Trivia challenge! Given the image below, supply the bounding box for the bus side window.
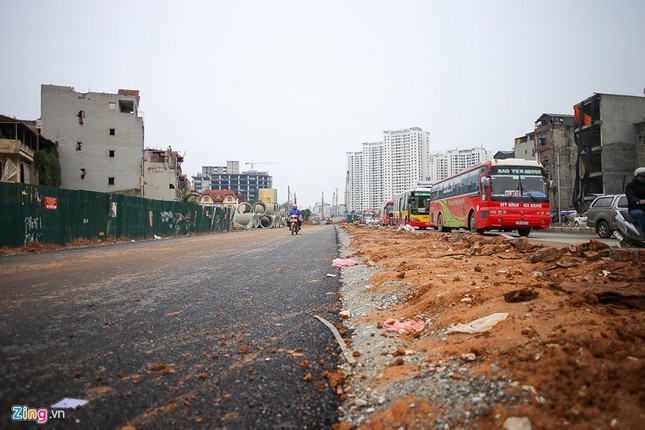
[469,170,478,194]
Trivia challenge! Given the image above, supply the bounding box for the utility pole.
[321,191,324,219]
[335,187,339,217]
[557,152,561,224]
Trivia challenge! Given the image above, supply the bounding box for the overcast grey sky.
[2,1,644,208]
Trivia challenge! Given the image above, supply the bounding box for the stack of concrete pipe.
[233,201,289,230]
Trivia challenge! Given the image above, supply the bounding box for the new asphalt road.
[0,225,342,429]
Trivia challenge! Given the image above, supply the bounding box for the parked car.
[573,213,587,227]
[585,194,628,238]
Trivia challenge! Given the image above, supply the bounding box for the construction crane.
[245,161,278,170]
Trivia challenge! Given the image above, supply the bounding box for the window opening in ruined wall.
[119,100,134,113]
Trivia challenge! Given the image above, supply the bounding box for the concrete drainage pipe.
[253,202,267,215]
[264,203,276,216]
[233,212,255,230]
[258,215,272,228]
[237,202,253,214]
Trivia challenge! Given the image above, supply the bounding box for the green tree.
[34,143,61,187]
[179,189,195,202]
[302,208,311,220]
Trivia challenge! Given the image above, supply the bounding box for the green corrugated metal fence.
[0,182,233,248]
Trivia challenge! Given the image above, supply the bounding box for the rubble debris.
[336,224,645,429]
[530,247,560,263]
[503,416,532,430]
[504,288,539,303]
[314,315,356,365]
[558,281,645,309]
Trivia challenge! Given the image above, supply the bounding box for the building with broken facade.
[143,147,188,201]
[40,85,144,195]
[572,93,645,211]
[0,115,58,185]
[515,113,577,213]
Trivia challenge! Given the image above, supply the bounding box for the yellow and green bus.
[392,187,433,229]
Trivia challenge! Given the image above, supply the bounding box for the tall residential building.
[345,151,363,213]
[384,127,430,196]
[192,161,272,201]
[428,147,491,182]
[345,127,431,212]
[40,85,144,194]
[361,142,387,211]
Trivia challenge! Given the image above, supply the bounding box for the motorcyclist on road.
[625,167,645,240]
[288,205,302,230]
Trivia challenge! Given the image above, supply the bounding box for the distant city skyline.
[346,136,491,212]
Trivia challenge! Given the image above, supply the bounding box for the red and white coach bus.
[428,158,551,237]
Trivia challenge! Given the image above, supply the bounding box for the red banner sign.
[45,196,58,210]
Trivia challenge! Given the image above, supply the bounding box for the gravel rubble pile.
[335,226,529,429]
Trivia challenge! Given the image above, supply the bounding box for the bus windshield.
[490,174,548,201]
[411,193,431,213]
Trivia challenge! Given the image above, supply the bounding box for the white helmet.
[635,167,645,176]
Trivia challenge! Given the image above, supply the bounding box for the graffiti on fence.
[160,211,174,223]
[173,212,192,234]
[24,216,42,245]
[159,211,192,234]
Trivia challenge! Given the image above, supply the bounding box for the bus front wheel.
[517,228,531,237]
[469,211,486,235]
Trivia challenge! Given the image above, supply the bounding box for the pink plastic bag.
[332,258,358,267]
[383,318,425,334]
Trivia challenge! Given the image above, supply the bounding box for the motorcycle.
[289,214,300,235]
[612,209,644,248]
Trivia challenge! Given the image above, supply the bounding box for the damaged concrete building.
[143,147,189,201]
[572,93,645,211]
[40,85,144,195]
[0,115,57,185]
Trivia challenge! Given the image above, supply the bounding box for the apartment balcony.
[0,139,34,162]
